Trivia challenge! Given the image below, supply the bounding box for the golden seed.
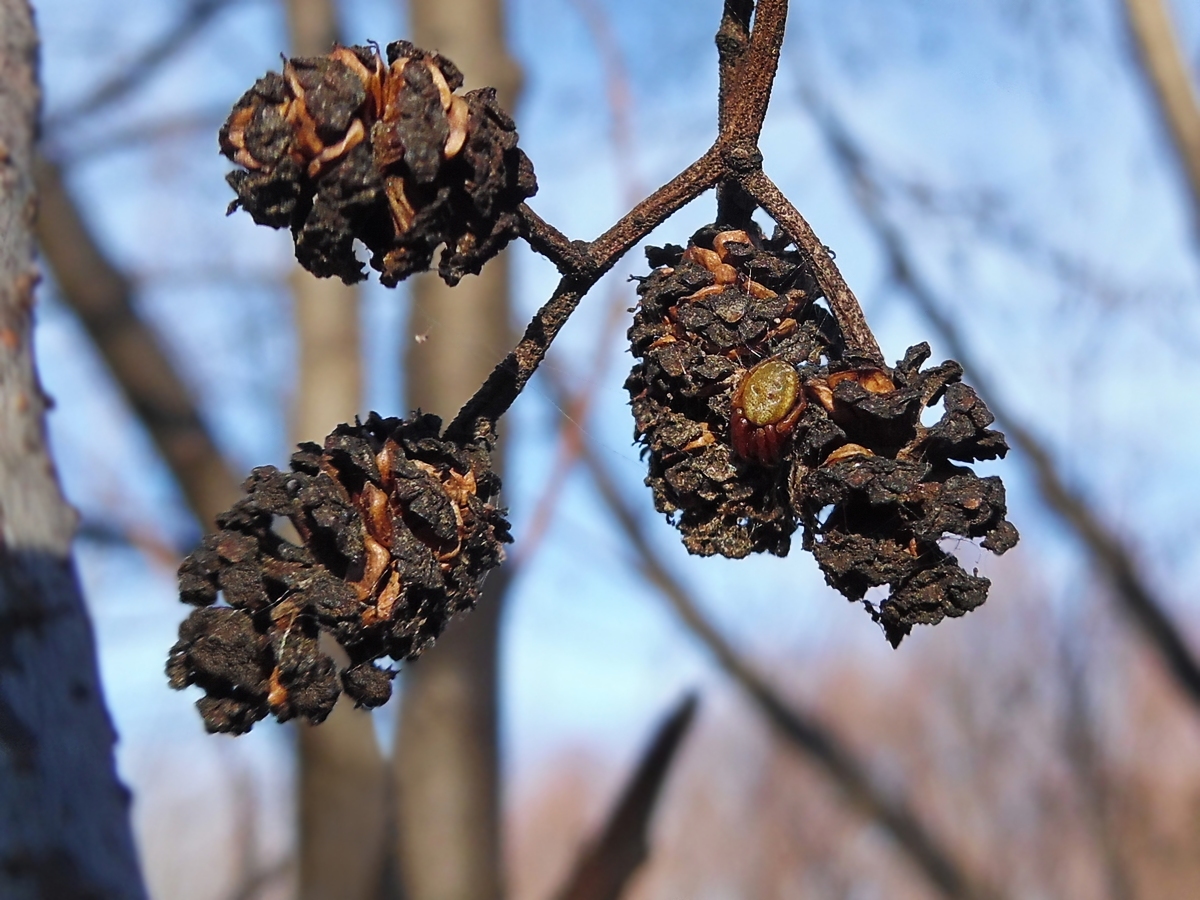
[444,96,470,159]
[713,229,752,260]
[740,359,800,427]
[821,443,874,466]
[682,247,722,271]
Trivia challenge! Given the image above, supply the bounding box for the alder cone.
[166,413,510,733]
[219,41,536,287]
[626,224,835,559]
[627,225,1018,643]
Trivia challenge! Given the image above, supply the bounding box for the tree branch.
[741,168,884,364]
[715,0,757,227]
[1122,0,1200,244]
[43,0,238,135]
[445,150,722,442]
[33,156,241,529]
[724,0,789,141]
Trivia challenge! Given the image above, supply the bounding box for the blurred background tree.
[13,0,1200,898]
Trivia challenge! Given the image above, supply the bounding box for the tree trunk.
[0,2,146,896]
[393,2,520,898]
[283,3,392,899]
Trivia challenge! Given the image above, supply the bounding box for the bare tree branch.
[43,0,239,135]
[33,155,241,529]
[1122,0,1200,242]
[554,695,698,900]
[741,168,884,363]
[806,93,1200,713]
[0,2,146,895]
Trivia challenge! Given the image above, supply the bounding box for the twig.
[741,169,884,364]
[554,695,698,900]
[449,0,893,440]
[445,150,722,441]
[715,0,758,227]
[724,0,789,140]
[809,93,1200,713]
[569,425,1001,900]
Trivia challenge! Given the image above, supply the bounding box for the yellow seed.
[741,359,800,426]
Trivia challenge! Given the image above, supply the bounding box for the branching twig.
[450,0,888,441]
[445,151,723,441]
[808,93,1200,713]
[716,0,759,228]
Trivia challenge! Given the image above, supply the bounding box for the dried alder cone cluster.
[167,414,510,733]
[627,225,1019,644]
[174,12,1025,734]
[220,41,536,286]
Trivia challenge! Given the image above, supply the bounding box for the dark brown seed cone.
[166,412,511,734]
[626,224,836,558]
[793,344,1018,646]
[627,226,1018,643]
[219,41,536,288]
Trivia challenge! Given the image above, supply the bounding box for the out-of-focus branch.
[0,2,146,895]
[554,695,698,900]
[281,2,389,899]
[1057,623,1135,900]
[808,95,1200,714]
[1122,0,1200,239]
[554,381,1000,900]
[33,155,241,528]
[43,0,239,135]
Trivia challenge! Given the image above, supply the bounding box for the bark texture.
[394,1,520,897]
[282,2,391,899]
[0,2,146,897]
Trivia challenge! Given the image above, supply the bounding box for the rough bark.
[0,2,146,897]
[393,1,520,897]
[282,2,391,899]
[1123,0,1200,240]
